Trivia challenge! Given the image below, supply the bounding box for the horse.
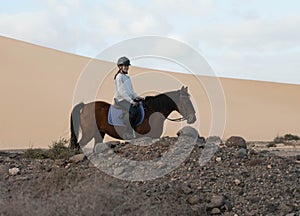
[70,86,196,150]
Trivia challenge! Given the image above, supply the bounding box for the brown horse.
[70,86,196,149]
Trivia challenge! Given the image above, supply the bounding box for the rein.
[166,116,186,122]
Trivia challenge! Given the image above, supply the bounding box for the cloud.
[190,13,300,53]
[150,0,216,15]
[168,12,300,84]
[1,0,300,83]
[0,0,172,56]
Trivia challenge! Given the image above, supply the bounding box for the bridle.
[166,116,186,122]
[166,93,189,122]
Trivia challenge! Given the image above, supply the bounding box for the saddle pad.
[108,103,145,127]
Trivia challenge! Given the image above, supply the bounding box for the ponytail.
[114,70,121,80]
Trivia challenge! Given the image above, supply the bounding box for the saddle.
[108,101,145,128]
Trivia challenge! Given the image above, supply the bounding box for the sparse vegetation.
[267,142,276,148]
[283,133,300,141]
[22,148,48,159]
[22,138,80,160]
[273,133,300,144]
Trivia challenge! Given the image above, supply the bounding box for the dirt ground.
[0,134,299,216]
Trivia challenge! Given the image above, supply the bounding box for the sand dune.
[1,36,300,149]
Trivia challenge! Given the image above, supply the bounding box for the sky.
[1,0,300,84]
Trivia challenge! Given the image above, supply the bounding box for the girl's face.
[119,65,130,74]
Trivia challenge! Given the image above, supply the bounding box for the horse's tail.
[70,102,84,149]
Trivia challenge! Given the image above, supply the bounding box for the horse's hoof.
[122,132,135,140]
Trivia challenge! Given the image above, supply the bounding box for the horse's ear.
[181,86,188,93]
[181,86,187,91]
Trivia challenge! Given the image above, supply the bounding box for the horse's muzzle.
[187,114,196,124]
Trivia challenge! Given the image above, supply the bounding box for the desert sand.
[1,36,300,150]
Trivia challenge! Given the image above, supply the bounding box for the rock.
[114,167,124,175]
[129,161,137,167]
[285,213,296,216]
[177,126,199,138]
[248,159,264,166]
[181,185,192,194]
[207,195,225,209]
[105,141,121,148]
[223,200,233,211]
[69,154,85,163]
[235,148,247,158]
[8,167,20,176]
[187,195,201,205]
[190,204,207,215]
[94,143,110,153]
[198,137,221,166]
[0,164,8,176]
[225,136,247,149]
[215,157,222,162]
[54,159,66,167]
[131,137,153,146]
[206,136,222,145]
[211,208,221,214]
[197,136,206,144]
[234,179,241,186]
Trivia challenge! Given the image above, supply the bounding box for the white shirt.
[114,73,138,103]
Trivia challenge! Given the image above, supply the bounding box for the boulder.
[177,126,199,138]
[225,136,247,149]
[69,154,85,163]
[235,148,248,158]
[206,136,222,145]
[207,195,225,209]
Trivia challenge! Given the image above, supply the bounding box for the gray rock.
[94,143,110,153]
[54,159,66,167]
[129,161,137,167]
[206,136,222,145]
[177,126,199,138]
[235,148,247,158]
[285,213,297,216]
[190,204,207,215]
[223,200,233,211]
[181,185,192,194]
[114,167,125,176]
[225,136,247,148]
[69,154,85,163]
[187,195,201,205]
[211,208,221,214]
[207,195,225,209]
[131,137,153,146]
[0,164,8,176]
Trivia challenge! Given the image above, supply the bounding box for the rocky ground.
[0,128,299,216]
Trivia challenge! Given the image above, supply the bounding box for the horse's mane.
[144,90,180,113]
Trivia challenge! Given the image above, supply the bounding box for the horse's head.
[178,86,196,124]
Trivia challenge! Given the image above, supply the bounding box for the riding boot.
[122,112,135,140]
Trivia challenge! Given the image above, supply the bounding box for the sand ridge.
[1,36,300,149]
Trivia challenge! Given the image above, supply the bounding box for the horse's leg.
[78,109,97,150]
[93,131,105,153]
[94,131,105,144]
[78,132,94,150]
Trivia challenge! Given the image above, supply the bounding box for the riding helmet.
[117,56,131,66]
